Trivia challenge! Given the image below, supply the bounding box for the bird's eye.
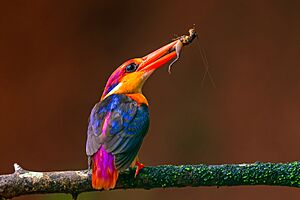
[125,63,138,73]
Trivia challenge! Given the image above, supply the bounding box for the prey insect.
[168,28,197,73]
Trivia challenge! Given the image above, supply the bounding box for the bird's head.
[101,40,179,100]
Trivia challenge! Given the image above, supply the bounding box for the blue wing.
[86,94,149,170]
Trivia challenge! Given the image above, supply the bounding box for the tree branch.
[0,162,299,199]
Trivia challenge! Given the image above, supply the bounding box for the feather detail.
[92,146,118,190]
[126,93,149,106]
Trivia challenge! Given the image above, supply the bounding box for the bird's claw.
[134,161,144,177]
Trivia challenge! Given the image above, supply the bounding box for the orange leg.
[134,161,144,177]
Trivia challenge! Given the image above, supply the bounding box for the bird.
[85,38,187,190]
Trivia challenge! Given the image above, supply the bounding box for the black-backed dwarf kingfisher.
[86,30,196,190]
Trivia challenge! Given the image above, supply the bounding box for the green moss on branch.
[0,162,299,199]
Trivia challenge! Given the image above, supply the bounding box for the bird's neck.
[125,93,148,106]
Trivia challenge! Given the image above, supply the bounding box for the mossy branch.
[0,162,300,199]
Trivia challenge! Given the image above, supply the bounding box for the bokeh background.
[1,0,300,199]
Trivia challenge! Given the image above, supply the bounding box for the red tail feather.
[92,147,118,190]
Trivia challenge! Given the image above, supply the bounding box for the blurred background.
[1,0,300,199]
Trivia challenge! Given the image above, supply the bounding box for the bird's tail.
[92,146,118,190]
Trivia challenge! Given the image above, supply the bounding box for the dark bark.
[0,162,300,199]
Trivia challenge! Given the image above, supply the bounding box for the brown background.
[1,0,300,199]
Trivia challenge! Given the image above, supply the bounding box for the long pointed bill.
[137,40,178,72]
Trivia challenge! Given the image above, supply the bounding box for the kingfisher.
[86,30,195,190]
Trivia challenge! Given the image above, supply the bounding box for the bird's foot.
[134,161,144,177]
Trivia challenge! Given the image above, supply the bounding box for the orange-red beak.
[137,40,178,72]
